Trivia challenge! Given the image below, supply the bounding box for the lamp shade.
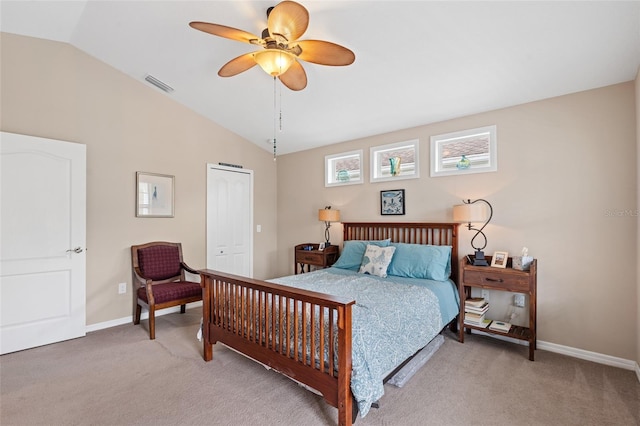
[453,203,486,223]
[253,50,295,77]
[318,209,340,222]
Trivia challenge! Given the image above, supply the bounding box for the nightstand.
[459,255,538,360]
[294,244,339,274]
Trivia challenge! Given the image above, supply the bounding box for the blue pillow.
[332,239,391,271]
[387,243,452,281]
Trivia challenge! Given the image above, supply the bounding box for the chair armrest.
[133,266,152,286]
[180,262,200,275]
[133,266,155,304]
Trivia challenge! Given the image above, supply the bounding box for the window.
[430,125,497,177]
[325,150,363,187]
[370,139,419,183]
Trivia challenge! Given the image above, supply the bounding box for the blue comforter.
[269,267,459,417]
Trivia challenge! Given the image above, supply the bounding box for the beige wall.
[0,33,278,326]
[636,68,640,370]
[277,82,638,361]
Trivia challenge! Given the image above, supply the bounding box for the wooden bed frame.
[199,222,459,426]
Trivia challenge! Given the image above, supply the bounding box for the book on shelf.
[464,302,489,314]
[488,321,512,332]
[464,297,486,308]
[463,312,486,327]
[464,311,485,322]
[464,318,492,328]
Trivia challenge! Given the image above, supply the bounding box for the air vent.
[144,74,174,93]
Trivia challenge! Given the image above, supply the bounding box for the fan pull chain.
[273,77,277,161]
[279,78,283,132]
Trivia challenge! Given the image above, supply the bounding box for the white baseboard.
[471,330,639,380]
[537,340,637,371]
[85,301,202,333]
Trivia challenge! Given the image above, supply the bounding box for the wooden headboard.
[342,222,460,285]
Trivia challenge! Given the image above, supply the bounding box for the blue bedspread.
[269,267,459,417]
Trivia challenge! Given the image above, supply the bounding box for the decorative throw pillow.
[358,244,396,278]
[332,239,391,271]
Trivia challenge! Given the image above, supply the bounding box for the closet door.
[206,164,253,277]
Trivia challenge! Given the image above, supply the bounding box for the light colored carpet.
[1,309,638,425]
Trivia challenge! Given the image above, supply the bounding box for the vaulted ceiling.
[2,1,639,155]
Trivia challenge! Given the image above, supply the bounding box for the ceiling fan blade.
[218,53,258,77]
[267,1,309,42]
[189,22,259,44]
[278,60,307,91]
[295,40,355,66]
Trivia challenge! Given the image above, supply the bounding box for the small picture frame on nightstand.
[491,251,508,268]
[318,242,326,251]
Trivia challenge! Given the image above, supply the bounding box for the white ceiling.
[2,1,639,155]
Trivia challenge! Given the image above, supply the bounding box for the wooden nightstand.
[459,255,538,360]
[294,244,339,274]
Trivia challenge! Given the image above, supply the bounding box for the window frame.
[370,139,420,183]
[324,149,364,187]
[430,125,497,177]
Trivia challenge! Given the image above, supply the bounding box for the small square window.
[430,125,497,177]
[370,140,419,183]
[325,150,363,187]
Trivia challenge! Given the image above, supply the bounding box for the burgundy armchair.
[131,242,202,339]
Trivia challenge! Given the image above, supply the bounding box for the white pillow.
[358,244,396,278]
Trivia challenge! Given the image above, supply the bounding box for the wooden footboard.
[199,269,356,426]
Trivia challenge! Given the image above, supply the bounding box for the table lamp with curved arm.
[453,198,493,266]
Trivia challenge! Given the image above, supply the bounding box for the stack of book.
[464,297,490,328]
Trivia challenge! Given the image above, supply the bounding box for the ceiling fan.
[189,1,355,91]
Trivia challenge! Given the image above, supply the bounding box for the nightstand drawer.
[296,252,323,264]
[463,269,530,292]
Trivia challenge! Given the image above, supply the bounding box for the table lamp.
[318,206,340,246]
[453,199,493,266]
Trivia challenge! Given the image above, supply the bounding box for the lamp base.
[472,250,489,266]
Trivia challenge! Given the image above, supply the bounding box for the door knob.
[66,247,84,253]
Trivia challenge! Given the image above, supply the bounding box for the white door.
[0,132,86,355]
[206,164,253,277]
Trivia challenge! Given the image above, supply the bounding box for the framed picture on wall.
[380,189,405,215]
[136,172,174,217]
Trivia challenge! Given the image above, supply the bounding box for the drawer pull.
[485,277,504,283]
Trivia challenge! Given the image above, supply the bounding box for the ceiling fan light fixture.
[189,1,354,90]
[253,49,295,76]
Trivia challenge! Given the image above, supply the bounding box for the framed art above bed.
[380,189,405,215]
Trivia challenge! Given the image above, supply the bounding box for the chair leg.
[149,306,156,340]
[134,303,141,325]
[180,304,186,314]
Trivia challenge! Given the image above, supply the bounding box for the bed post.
[337,304,353,426]
[201,273,212,362]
